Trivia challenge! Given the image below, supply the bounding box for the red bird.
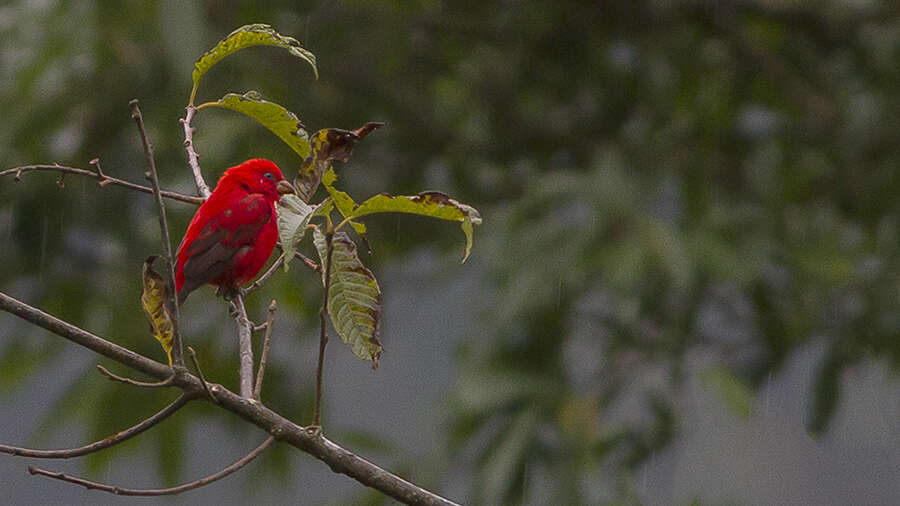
[176,159,294,303]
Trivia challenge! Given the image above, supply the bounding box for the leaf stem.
[313,230,335,427]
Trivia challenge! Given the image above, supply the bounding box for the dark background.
[1,1,899,504]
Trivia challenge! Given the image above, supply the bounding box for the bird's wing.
[179,193,272,301]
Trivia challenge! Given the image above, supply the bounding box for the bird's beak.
[276,180,295,195]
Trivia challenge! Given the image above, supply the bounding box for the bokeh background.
[2,1,900,504]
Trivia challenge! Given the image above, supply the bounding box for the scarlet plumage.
[175,159,293,303]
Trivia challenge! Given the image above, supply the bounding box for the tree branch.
[253,300,277,401]
[129,99,185,368]
[231,295,255,398]
[0,291,459,505]
[28,436,274,496]
[180,105,211,199]
[0,165,203,205]
[0,394,189,459]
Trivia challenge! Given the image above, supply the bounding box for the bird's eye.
[263,172,274,180]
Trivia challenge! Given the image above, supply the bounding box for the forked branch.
[0,291,459,505]
[29,436,274,496]
[0,394,189,459]
[0,165,202,205]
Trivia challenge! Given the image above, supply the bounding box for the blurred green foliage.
[2,1,899,504]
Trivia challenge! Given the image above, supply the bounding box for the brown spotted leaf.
[140,256,174,365]
[206,91,310,159]
[350,192,483,262]
[192,23,317,90]
[294,122,384,202]
[313,229,382,368]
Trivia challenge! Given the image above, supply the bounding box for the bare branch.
[297,251,321,272]
[0,291,171,380]
[97,364,174,388]
[253,300,277,401]
[0,395,189,459]
[180,105,211,199]
[187,346,218,404]
[242,250,320,297]
[231,295,255,398]
[242,253,286,296]
[0,165,203,205]
[0,291,460,505]
[313,231,335,428]
[130,99,185,367]
[28,436,274,496]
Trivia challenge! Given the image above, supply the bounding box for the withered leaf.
[294,122,384,202]
[141,256,175,365]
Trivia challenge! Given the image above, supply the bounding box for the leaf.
[351,192,483,262]
[294,122,384,202]
[701,367,754,420]
[313,229,382,368]
[206,91,310,159]
[322,167,358,218]
[276,194,316,271]
[192,23,317,90]
[140,256,174,365]
[321,166,368,236]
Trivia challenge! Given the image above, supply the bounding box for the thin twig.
[130,99,184,368]
[28,436,275,496]
[187,346,218,404]
[242,253,286,296]
[0,165,203,205]
[313,231,335,428]
[0,395,189,459]
[253,300,277,401]
[97,365,174,388]
[0,292,459,505]
[180,105,211,199]
[297,251,320,272]
[231,295,255,398]
[242,250,320,297]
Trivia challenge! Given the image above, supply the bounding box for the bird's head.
[220,158,295,201]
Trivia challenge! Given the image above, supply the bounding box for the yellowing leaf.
[351,192,482,262]
[206,91,310,159]
[294,122,384,202]
[313,229,382,368]
[140,256,174,365]
[193,23,317,89]
[276,194,316,271]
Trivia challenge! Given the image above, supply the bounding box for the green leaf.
[295,122,384,202]
[322,167,358,218]
[140,256,174,365]
[701,367,754,420]
[276,194,316,272]
[206,91,310,160]
[322,166,368,236]
[350,192,483,262]
[313,229,383,368]
[192,23,317,90]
